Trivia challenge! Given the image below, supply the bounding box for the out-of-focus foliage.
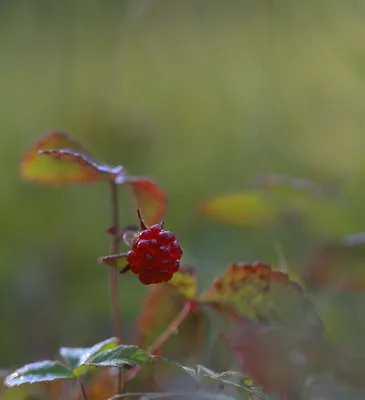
[3,2,365,400]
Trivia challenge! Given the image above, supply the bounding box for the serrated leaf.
[4,361,74,387]
[59,348,88,370]
[60,337,118,370]
[200,262,323,333]
[99,253,129,271]
[198,191,276,227]
[137,273,209,360]
[74,345,151,376]
[20,131,124,184]
[304,234,365,291]
[168,266,198,300]
[122,176,167,225]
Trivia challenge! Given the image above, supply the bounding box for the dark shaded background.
[2,0,365,384]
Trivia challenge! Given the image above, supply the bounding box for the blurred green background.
[2,0,365,370]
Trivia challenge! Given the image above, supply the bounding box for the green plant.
[3,132,365,400]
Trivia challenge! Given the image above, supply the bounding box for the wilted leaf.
[20,130,124,184]
[137,275,209,360]
[304,234,365,291]
[123,176,167,225]
[99,253,130,272]
[198,191,276,227]
[200,262,323,333]
[60,337,118,370]
[4,361,74,387]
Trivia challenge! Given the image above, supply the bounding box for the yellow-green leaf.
[198,191,276,227]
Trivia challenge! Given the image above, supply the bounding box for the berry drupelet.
[124,210,183,285]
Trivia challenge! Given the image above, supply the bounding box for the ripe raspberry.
[125,210,182,285]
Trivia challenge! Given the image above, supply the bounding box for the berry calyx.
[125,210,183,285]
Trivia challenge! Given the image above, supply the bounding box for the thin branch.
[78,380,89,400]
[148,301,192,355]
[126,301,193,381]
[109,181,123,341]
[109,181,123,394]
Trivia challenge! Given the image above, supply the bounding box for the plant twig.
[148,301,192,355]
[109,181,123,341]
[109,181,123,394]
[78,380,89,400]
[126,301,193,381]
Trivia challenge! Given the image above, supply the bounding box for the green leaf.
[59,347,88,369]
[60,337,118,370]
[20,130,124,184]
[74,345,151,376]
[4,361,74,387]
[200,262,323,333]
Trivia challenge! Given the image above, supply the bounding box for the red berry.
[126,210,183,285]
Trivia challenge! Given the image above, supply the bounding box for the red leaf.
[123,176,167,226]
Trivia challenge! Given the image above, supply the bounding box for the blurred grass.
[2,0,365,368]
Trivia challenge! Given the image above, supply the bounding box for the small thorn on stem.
[107,226,118,236]
[119,264,131,274]
[137,209,147,230]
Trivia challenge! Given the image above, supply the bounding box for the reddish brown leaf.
[229,318,324,400]
[123,176,167,225]
[200,262,323,333]
[20,130,124,184]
